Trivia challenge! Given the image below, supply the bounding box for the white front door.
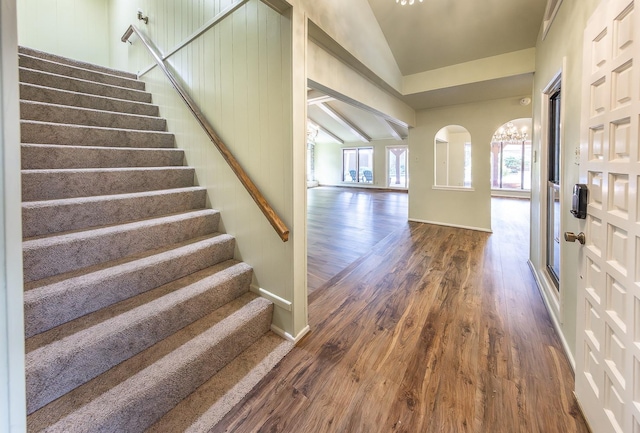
[576,1,640,432]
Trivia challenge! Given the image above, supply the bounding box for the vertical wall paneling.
[121,0,299,337]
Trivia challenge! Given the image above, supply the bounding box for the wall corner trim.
[271,324,310,343]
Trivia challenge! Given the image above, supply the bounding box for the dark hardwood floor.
[307,187,408,292]
[216,194,589,433]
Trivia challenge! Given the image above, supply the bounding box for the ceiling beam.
[381,119,404,141]
[307,89,335,105]
[308,118,344,144]
[317,103,370,143]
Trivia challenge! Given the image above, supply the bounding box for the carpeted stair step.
[19,68,152,103]
[21,120,174,148]
[27,294,273,432]
[20,101,166,131]
[20,83,159,116]
[24,234,236,337]
[25,260,254,413]
[21,143,184,170]
[22,187,205,237]
[22,166,194,201]
[147,332,294,433]
[19,54,145,91]
[23,209,220,282]
[19,46,137,80]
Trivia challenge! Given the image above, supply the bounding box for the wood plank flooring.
[216,195,590,433]
[307,187,408,292]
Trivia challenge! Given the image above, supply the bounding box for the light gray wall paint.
[529,0,601,361]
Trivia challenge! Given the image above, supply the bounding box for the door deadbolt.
[564,232,586,245]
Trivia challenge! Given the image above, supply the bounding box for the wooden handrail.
[122,24,289,242]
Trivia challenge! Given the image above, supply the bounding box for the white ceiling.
[367,0,547,75]
[309,0,547,144]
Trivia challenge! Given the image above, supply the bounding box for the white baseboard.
[271,324,310,343]
[408,218,492,233]
[251,285,292,312]
[527,260,575,371]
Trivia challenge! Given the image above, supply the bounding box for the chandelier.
[396,0,423,5]
[307,122,319,142]
[493,122,528,143]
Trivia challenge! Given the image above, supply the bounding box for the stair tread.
[22,165,190,174]
[26,259,249,352]
[20,100,166,131]
[21,119,175,149]
[24,233,232,292]
[23,208,218,243]
[21,143,185,170]
[19,54,145,90]
[25,261,254,413]
[22,186,205,210]
[22,185,205,237]
[19,46,137,79]
[23,234,236,338]
[20,67,151,102]
[20,83,159,116]
[21,119,173,137]
[22,208,220,282]
[147,331,293,433]
[151,335,292,432]
[27,294,272,431]
[22,166,195,203]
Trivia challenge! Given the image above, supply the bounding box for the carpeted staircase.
[20,46,292,432]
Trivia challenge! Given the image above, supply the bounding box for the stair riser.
[22,168,194,201]
[20,68,152,103]
[43,299,273,432]
[19,46,137,80]
[21,144,184,171]
[23,187,204,238]
[24,236,236,337]
[25,265,253,413]
[21,121,174,148]
[20,84,159,117]
[21,101,166,131]
[19,55,145,91]
[23,211,219,282]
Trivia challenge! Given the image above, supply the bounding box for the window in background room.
[387,146,408,189]
[434,125,472,189]
[491,119,532,190]
[342,147,373,184]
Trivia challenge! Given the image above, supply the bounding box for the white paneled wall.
[17,0,111,66]
[118,0,299,336]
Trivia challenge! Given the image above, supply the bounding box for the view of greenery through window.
[490,119,532,191]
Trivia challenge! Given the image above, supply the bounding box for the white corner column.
[0,0,26,430]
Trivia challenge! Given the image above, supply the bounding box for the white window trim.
[385,145,408,190]
[341,146,374,185]
[539,65,566,321]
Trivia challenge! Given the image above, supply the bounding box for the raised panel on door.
[577,1,640,433]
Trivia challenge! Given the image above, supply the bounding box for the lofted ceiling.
[308,0,548,144]
[367,0,547,75]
